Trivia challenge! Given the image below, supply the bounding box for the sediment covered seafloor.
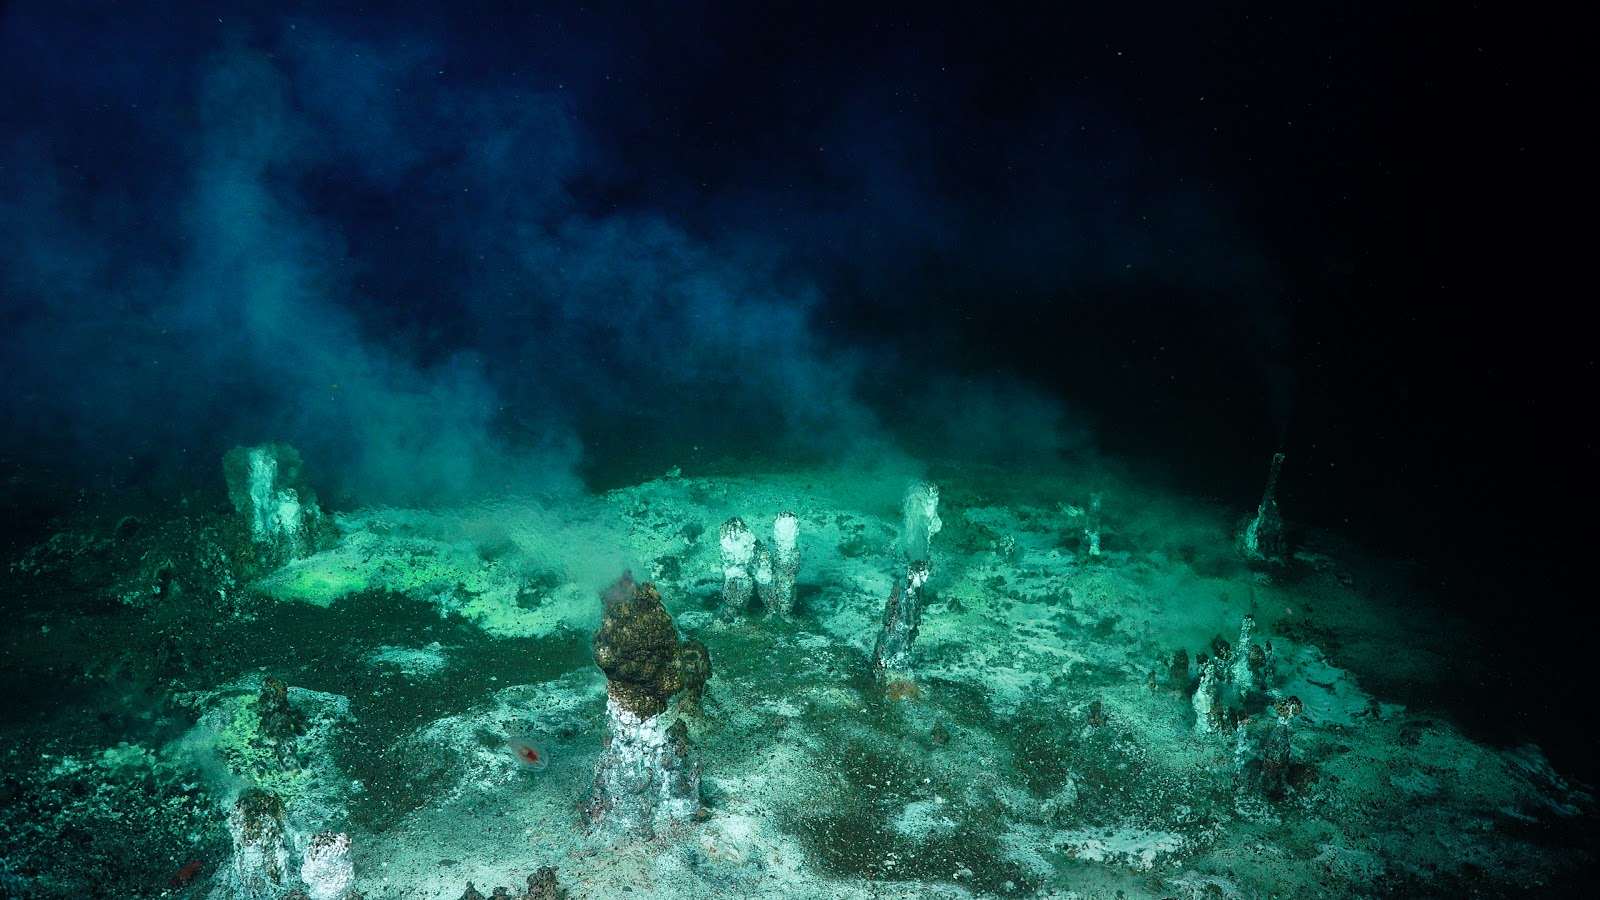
[1,460,1592,899]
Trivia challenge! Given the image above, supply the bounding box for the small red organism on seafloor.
[505,730,549,771]
[168,859,203,888]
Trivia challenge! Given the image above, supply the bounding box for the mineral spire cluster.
[222,442,327,565]
[717,512,802,619]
